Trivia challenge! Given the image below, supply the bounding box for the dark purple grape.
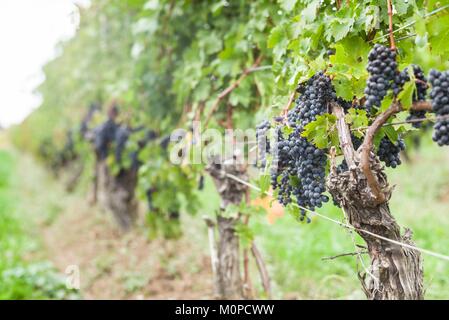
[429,69,449,146]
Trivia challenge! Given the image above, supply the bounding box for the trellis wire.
[373,4,449,42]
[224,173,449,262]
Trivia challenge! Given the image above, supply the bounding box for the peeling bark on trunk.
[216,216,243,299]
[206,155,247,300]
[97,161,139,231]
[327,155,423,300]
[329,103,424,300]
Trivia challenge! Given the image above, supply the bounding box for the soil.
[41,200,214,300]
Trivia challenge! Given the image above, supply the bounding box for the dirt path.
[5,141,214,300]
[40,195,214,299]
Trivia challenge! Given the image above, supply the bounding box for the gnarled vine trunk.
[206,155,247,299]
[328,103,424,300]
[216,215,242,299]
[97,161,139,231]
[327,154,423,300]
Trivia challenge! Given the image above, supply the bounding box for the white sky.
[0,0,84,128]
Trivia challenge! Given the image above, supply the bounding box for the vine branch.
[359,100,433,203]
[322,251,369,261]
[242,190,254,299]
[387,0,396,50]
[204,55,263,128]
[332,99,432,204]
[282,91,296,116]
[411,101,432,111]
[330,102,357,169]
[251,243,272,299]
[360,103,401,203]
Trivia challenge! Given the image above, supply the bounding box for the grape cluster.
[407,66,429,128]
[377,137,405,168]
[269,72,334,220]
[364,45,398,111]
[392,69,410,96]
[256,120,271,168]
[93,119,118,160]
[429,70,449,146]
[115,125,131,164]
[54,130,78,168]
[270,127,291,190]
[288,72,336,126]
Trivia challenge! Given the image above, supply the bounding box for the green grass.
[0,150,78,299]
[249,135,449,299]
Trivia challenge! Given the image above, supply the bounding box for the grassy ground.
[0,132,448,299]
[0,149,78,299]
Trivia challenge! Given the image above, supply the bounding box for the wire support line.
[224,173,449,262]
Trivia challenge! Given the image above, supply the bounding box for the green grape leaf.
[395,0,414,16]
[332,75,353,100]
[329,36,371,99]
[234,223,254,249]
[398,80,415,109]
[427,14,449,56]
[301,114,337,149]
[325,17,354,42]
[268,24,289,60]
[279,0,298,11]
[383,125,399,143]
[380,95,393,112]
[259,174,271,195]
[345,108,368,138]
[363,5,379,34]
[301,0,320,23]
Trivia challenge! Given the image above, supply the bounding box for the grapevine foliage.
[13,1,449,231]
[261,42,449,219]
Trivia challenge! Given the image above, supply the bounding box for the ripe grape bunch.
[115,125,131,164]
[407,66,429,128]
[361,44,408,168]
[429,70,449,146]
[364,44,398,111]
[377,137,405,168]
[268,72,334,221]
[93,118,118,160]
